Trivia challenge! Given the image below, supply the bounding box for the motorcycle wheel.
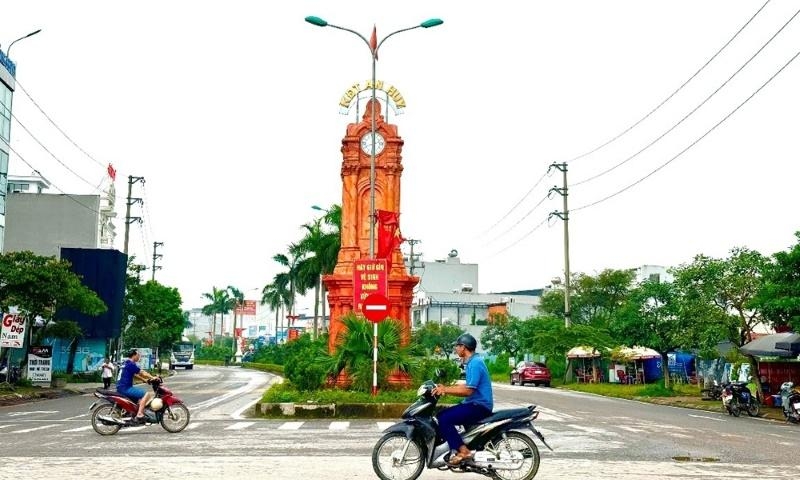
[491,431,541,480]
[91,404,122,436]
[746,401,760,417]
[372,432,425,480]
[730,400,741,417]
[160,403,190,433]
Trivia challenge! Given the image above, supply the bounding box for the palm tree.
[261,281,285,340]
[272,242,306,318]
[201,286,229,344]
[227,285,245,356]
[298,204,342,338]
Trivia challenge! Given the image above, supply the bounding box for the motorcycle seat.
[95,387,118,395]
[475,407,532,424]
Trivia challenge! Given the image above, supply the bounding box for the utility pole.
[131,264,148,283]
[123,176,145,256]
[548,162,572,328]
[405,238,423,275]
[151,242,164,281]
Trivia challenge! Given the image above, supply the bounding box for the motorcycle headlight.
[149,398,164,411]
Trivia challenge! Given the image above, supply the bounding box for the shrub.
[412,357,460,386]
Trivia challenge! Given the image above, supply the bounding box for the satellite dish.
[448,249,458,258]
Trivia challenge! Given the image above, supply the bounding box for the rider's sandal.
[448,452,473,465]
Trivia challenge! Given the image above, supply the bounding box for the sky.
[2,1,799,314]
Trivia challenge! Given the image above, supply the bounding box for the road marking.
[7,411,58,417]
[225,422,254,430]
[62,414,87,421]
[277,422,304,430]
[61,426,94,433]
[688,414,726,422]
[329,421,349,431]
[10,425,56,434]
[0,424,19,429]
[377,422,394,431]
[618,426,647,433]
[185,422,203,430]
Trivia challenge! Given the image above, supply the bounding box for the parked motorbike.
[780,381,800,423]
[721,381,760,417]
[701,379,724,401]
[89,377,190,435]
[372,380,551,480]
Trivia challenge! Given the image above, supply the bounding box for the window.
[648,273,661,283]
[0,84,11,143]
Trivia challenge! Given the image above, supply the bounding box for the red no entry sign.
[362,293,390,323]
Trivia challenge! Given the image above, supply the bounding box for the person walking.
[100,358,115,389]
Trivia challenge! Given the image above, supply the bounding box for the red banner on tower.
[353,259,388,315]
[376,210,404,267]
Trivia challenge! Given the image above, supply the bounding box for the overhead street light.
[5,28,42,59]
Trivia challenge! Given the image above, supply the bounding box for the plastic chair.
[616,370,628,384]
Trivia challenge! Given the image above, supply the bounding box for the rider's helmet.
[149,398,164,411]
[455,333,478,352]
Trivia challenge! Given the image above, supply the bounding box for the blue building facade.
[0,49,16,252]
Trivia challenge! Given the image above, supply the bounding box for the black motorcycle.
[721,381,760,417]
[701,379,724,401]
[372,380,551,480]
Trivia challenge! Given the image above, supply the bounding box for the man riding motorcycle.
[116,349,160,424]
[432,333,493,465]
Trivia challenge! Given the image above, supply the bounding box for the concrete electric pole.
[548,162,572,328]
[123,176,144,256]
[151,242,164,281]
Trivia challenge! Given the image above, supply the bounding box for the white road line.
[7,411,58,417]
[185,422,203,430]
[687,414,726,422]
[61,426,94,433]
[329,421,349,431]
[0,424,19,429]
[618,426,647,433]
[10,425,56,434]
[62,414,88,421]
[277,422,304,430]
[225,422,255,430]
[377,422,394,431]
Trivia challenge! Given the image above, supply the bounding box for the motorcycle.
[701,379,724,401]
[372,380,551,480]
[779,381,800,423]
[89,377,190,435]
[721,381,760,417]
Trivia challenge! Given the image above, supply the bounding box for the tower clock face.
[360,132,385,155]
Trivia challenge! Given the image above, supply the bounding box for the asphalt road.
[0,366,798,479]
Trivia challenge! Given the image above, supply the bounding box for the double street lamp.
[304,16,443,258]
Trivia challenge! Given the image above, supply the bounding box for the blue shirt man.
[432,333,493,465]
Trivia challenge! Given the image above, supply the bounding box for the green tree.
[123,281,186,353]
[539,269,636,326]
[480,315,522,358]
[411,322,463,358]
[272,243,307,322]
[227,285,245,356]
[261,281,289,341]
[753,231,800,332]
[201,286,230,343]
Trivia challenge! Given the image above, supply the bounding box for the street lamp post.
[305,16,443,395]
[4,29,42,59]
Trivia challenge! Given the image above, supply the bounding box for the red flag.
[370,25,378,60]
[376,210,404,266]
[107,163,116,181]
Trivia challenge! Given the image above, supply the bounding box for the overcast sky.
[2,1,799,312]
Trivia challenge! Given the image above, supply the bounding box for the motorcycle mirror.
[434,368,446,380]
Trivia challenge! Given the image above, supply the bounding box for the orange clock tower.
[323,99,419,353]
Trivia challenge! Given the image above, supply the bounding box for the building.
[4,174,117,256]
[0,48,16,251]
[408,249,542,329]
[633,264,673,284]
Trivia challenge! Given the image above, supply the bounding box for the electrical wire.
[12,79,106,168]
[487,216,549,259]
[573,46,800,213]
[482,192,551,247]
[572,4,800,187]
[477,169,550,237]
[1,138,101,215]
[565,0,772,164]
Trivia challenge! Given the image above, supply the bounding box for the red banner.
[353,259,388,315]
[235,300,257,316]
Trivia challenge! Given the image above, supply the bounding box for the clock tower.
[323,99,419,353]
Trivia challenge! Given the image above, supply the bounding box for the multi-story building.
[0,48,16,251]
[408,249,542,331]
[4,174,117,256]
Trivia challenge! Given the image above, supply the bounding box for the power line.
[13,79,106,168]
[572,4,800,187]
[573,46,800,213]
[1,138,101,215]
[565,0,772,164]
[477,169,550,237]
[482,191,550,247]
[488,216,549,259]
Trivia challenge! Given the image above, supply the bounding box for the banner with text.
[235,300,257,316]
[352,259,388,315]
[27,346,53,386]
[1,313,26,348]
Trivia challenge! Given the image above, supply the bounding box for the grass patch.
[561,381,701,400]
[262,381,458,405]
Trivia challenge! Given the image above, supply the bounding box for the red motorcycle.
[90,377,190,435]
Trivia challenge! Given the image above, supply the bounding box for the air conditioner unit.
[461,283,473,293]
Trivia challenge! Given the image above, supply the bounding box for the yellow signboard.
[339,81,406,114]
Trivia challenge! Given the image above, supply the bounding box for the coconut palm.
[201,286,230,344]
[227,285,245,355]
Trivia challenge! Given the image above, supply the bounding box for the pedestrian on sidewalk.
[100,358,115,389]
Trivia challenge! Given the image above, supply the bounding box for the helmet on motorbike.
[455,333,477,352]
[149,398,164,411]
